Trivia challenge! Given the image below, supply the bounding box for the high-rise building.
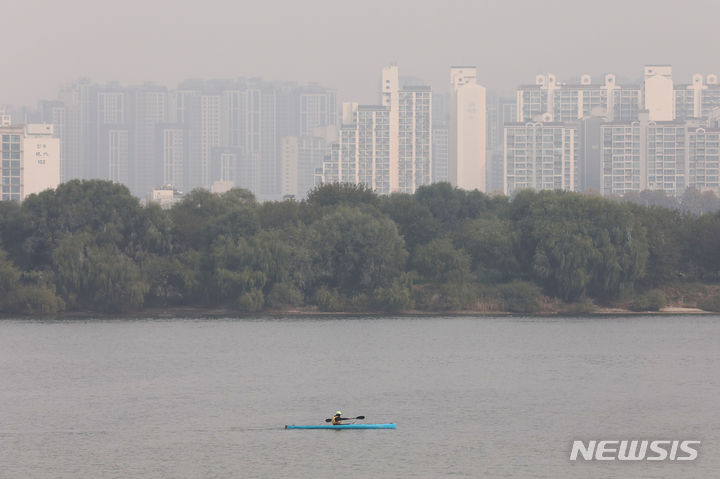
[99,126,131,185]
[131,85,168,196]
[398,86,432,193]
[298,87,337,137]
[600,121,642,196]
[0,108,11,126]
[450,66,486,191]
[1,124,60,201]
[55,80,93,181]
[643,65,674,122]
[487,151,505,194]
[381,66,400,192]
[156,124,187,191]
[600,113,720,197]
[1,125,24,201]
[210,147,243,187]
[280,136,299,198]
[95,86,130,184]
[688,126,720,192]
[516,73,636,122]
[28,76,336,200]
[432,126,449,183]
[322,103,391,193]
[322,66,432,194]
[675,74,720,120]
[303,135,330,198]
[646,121,687,195]
[504,121,577,195]
[198,92,222,190]
[508,66,720,198]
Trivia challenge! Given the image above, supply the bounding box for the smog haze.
[2,0,719,106]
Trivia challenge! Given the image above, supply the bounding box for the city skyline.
[4,62,720,203]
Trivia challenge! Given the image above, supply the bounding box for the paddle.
[325,416,365,422]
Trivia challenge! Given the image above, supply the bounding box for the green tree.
[52,233,148,312]
[170,188,257,250]
[412,238,471,284]
[511,191,648,301]
[381,193,440,252]
[306,183,379,209]
[686,212,720,281]
[454,217,519,282]
[414,182,464,227]
[142,251,200,306]
[309,206,408,295]
[681,188,720,216]
[0,248,64,314]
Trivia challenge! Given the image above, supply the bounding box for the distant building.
[156,124,187,192]
[96,87,130,184]
[280,137,299,198]
[210,180,234,194]
[281,135,329,199]
[298,87,337,137]
[643,65,674,122]
[508,66,720,197]
[450,66,486,191]
[322,66,432,194]
[398,86,432,193]
[516,72,637,122]
[432,126,449,183]
[148,185,183,209]
[600,121,643,195]
[131,85,168,197]
[600,114,720,196]
[0,108,11,126]
[674,73,720,119]
[486,150,505,194]
[1,124,60,201]
[322,103,392,193]
[504,121,577,195]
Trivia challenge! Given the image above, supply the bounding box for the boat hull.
[285,423,396,430]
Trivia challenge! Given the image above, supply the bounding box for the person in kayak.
[332,411,344,425]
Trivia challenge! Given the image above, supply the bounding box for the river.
[1,315,718,478]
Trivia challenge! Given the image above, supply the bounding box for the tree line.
[1,180,719,315]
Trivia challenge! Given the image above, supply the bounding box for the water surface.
[1,315,718,478]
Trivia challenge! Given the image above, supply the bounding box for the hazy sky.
[3,0,720,107]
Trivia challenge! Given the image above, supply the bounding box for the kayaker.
[332,411,343,425]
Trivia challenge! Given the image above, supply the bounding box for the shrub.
[629,289,667,311]
[5,285,65,314]
[699,294,720,312]
[560,298,596,315]
[497,280,542,313]
[266,282,303,309]
[235,288,265,312]
[313,287,346,312]
[372,274,414,312]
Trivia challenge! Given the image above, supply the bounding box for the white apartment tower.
[321,102,392,193]
[450,66,487,191]
[643,65,674,121]
[322,66,432,194]
[381,65,400,191]
[398,86,432,193]
[1,124,60,201]
[504,122,577,195]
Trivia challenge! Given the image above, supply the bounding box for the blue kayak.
[285,423,396,430]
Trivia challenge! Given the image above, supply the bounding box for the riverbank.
[3,282,718,319]
[5,303,715,320]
